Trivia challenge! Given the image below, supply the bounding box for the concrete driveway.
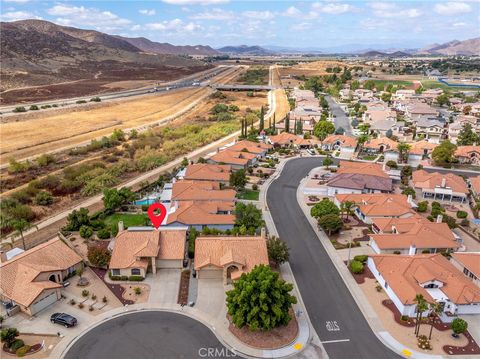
[195,279,226,317]
[145,269,181,305]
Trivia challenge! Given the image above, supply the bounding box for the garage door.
[30,291,58,315]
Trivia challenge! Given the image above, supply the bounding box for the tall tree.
[432,140,457,166]
[11,219,37,250]
[226,265,297,331]
[284,114,290,133]
[296,119,303,134]
[428,302,443,340]
[313,121,335,140]
[457,123,479,146]
[267,236,290,266]
[259,106,265,131]
[414,294,429,337]
[318,214,343,235]
[397,143,411,163]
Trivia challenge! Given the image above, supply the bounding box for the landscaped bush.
[252,184,258,191]
[456,211,468,219]
[350,260,364,274]
[10,339,25,352]
[400,315,409,322]
[79,225,94,239]
[88,247,111,267]
[460,219,470,227]
[134,287,142,295]
[393,250,401,255]
[102,296,108,303]
[96,228,111,239]
[108,274,129,281]
[417,335,432,350]
[353,255,368,264]
[417,201,428,213]
[452,318,468,335]
[35,191,54,206]
[82,289,89,297]
[15,345,31,357]
[129,276,144,281]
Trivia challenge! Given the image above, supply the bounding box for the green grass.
[371,80,413,88]
[361,155,377,161]
[104,213,149,229]
[237,190,260,201]
[420,80,480,91]
[238,67,269,85]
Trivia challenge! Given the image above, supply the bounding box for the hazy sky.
[1,0,479,49]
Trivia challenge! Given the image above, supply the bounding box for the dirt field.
[279,60,356,87]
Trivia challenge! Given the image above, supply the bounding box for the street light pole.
[347,240,352,266]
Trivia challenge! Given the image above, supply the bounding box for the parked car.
[50,313,77,328]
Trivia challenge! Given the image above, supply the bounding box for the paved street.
[267,157,402,359]
[325,95,352,135]
[64,311,231,359]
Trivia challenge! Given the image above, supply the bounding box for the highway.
[267,157,403,359]
[0,66,234,114]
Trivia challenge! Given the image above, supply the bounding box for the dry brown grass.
[0,87,208,163]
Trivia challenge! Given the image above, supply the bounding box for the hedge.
[350,260,364,274]
[456,211,468,219]
[10,340,25,352]
[16,345,31,357]
[353,255,368,264]
[128,276,144,281]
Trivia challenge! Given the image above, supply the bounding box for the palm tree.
[11,219,37,250]
[343,201,354,220]
[428,302,444,340]
[414,294,429,337]
[397,143,411,164]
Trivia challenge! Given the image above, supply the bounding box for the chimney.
[407,194,413,205]
[118,221,124,232]
[0,251,7,263]
[408,244,416,256]
[436,214,443,223]
[441,177,446,188]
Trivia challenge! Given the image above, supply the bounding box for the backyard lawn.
[237,190,260,201]
[104,213,149,230]
[421,80,480,91]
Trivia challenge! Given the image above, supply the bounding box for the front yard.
[237,189,260,201]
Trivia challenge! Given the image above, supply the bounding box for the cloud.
[190,8,234,20]
[284,6,302,17]
[453,22,467,27]
[312,2,355,14]
[47,4,132,31]
[283,6,319,20]
[139,9,156,16]
[146,18,201,33]
[369,2,421,18]
[0,10,40,21]
[291,22,312,31]
[2,0,31,3]
[242,11,274,20]
[434,2,471,15]
[161,0,229,5]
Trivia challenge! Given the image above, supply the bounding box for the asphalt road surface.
[325,95,352,135]
[64,311,232,359]
[267,157,402,359]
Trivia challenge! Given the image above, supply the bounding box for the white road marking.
[320,339,351,344]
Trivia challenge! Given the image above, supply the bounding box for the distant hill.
[417,38,480,55]
[217,45,274,56]
[114,36,219,56]
[0,19,207,90]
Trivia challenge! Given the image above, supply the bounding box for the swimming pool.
[134,198,158,206]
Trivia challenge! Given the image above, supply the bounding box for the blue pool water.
[134,199,157,206]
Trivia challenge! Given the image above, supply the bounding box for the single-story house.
[268,132,315,148]
[208,149,257,170]
[469,176,480,199]
[455,146,480,166]
[326,173,393,196]
[172,180,236,203]
[109,227,187,278]
[362,137,399,162]
[407,140,438,164]
[178,164,231,184]
[0,238,83,316]
[227,140,272,158]
[368,254,480,321]
[450,253,480,287]
[412,170,469,203]
[405,102,439,122]
[334,193,415,224]
[166,201,235,231]
[321,135,358,159]
[194,235,269,284]
[369,216,459,254]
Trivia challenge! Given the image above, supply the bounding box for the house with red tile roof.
[450,253,480,287]
[0,238,83,315]
[109,228,187,279]
[166,201,235,231]
[412,170,469,203]
[369,216,459,254]
[455,145,480,166]
[407,140,438,164]
[334,193,415,224]
[321,135,358,159]
[227,140,272,157]
[171,180,236,202]
[180,164,231,184]
[208,149,257,170]
[194,235,269,284]
[368,254,480,320]
[268,132,316,148]
[469,176,480,199]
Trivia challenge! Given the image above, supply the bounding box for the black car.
[50,313,77,327]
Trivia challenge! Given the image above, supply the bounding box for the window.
[384,281,388,289]
[131,268,141,276]
[111,269,120,276]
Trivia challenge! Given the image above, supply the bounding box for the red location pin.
[147,203,167,230]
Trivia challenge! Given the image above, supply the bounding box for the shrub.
[353,255,368,264]
[102,296,108,303]
[82,289,89,297]
[69,299,76,305]
[141,204,149,212]
[79,225,94,239]
[350,260,364,274]
[15,345,31,357]
[401,187,416,199]
[35,191,54,206]
[460,219,470,227]
[1,327,19,347]
[91,294,97,300]
[375,284,383,292]
[29,105,39,111]
[96,228,111,239]
[417,335,432,350]
[386,160,397,169]
[13,106,27,113]
[78,303,84,309]
[452,318,468,335]
[129,275,144,281]
[393,250,401,255]
[89,306,94,312]
[417,201,428,213]
[443,214,457,229]
[252,184,258,191]
[134,287,142,295]
[400,315,409,322]
[456,211,468,219]
[422,249,430,254]
[87,246,111,267]
[10,339,25,352]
